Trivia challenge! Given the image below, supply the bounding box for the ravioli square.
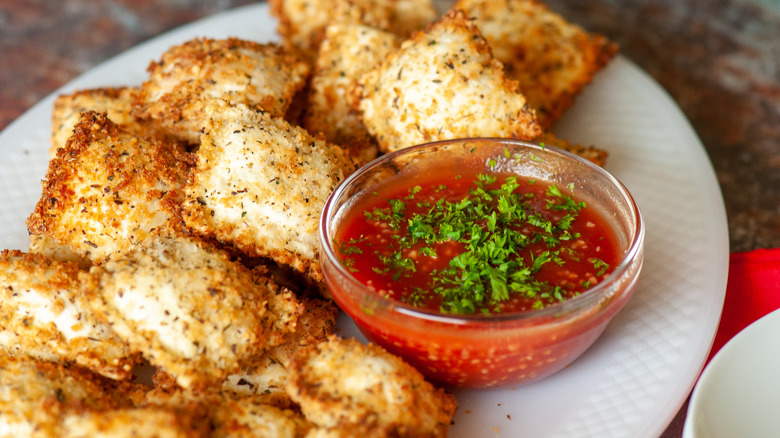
[269,0,437,61]
[0,250,139,380]
[355,9,542,153]
[82,234,303,390]
[132,37,310,144]
[453,0,618,128]
[50,87,179,157]
[27,111,192,264]
[304,23,401,164]
[181,100,358,283]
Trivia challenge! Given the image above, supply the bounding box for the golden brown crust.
[50,87,184,158]
[180,100,358,284]
[354,9,542,152]
[269,0,436,62]
[132,37,310,144]
[286,336,457,437]
[0,355,131,437]
[0,250,140,380]
[304,23,401,165]
[60,403,212,438]
[28,234,92,269]
[210,398,313,438]
[26,111,192,264]
[81,234,303,390]
[452,0,618,128]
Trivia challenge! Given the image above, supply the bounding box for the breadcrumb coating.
[286,336,457,437]
[355,9,542,152]
[304,23,401,164]
[133,37,310,144]
[181,100,358,283]
[452,0,618,128]
[50,87,182,157]
[60,403,211,438]
[0,250,139,380]
[26,112,192,264]
[269,0,436,61]
[222,298,338,407]
[29,234,92,269]
[81,234,303,390]
[210,398,312,438]
[0,355,129,438]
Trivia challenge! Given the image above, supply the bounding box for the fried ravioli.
[0,355,129,438]
[0,251,139,380]
[81,234,303,390]
[60,404,211,438]
[210,398,312,438]
[132,37,310,144]
[181,100,358,284]
[286,336,457,437]
[304,23,401,164]
[354,9,542,153]
[222,298,338,407]
[269,0,436,61]
[29,234,92,269]
[50,87,179,157]
[453,0,618,128]
[26,112,191,264]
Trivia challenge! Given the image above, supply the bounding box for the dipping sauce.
[334,168,620,316]
[319,138,644,388]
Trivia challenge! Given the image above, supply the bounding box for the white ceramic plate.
[0,4,728,437]
[683,308,780,438]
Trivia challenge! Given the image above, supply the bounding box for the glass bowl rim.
[319,137,645,325]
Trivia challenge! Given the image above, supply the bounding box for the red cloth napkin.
[706,248,780,363]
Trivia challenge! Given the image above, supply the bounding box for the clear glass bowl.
[319,138,644,388]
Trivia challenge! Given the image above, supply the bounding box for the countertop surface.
[1,0,778,436]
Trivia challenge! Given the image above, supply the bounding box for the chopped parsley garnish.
[336,173,612,315]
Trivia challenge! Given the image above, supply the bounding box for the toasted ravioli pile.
[2,0,621,436]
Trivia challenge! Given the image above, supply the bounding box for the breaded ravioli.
[355,9,542,153]
[210,398,312,438]
[132,37,309,144]
[29,234,92,269]
[26,112,191,264]
[453,0,617,128]
[60,404,211,438]
[304,23,401,164]
[269,0,436,61]
[50,87,179,157]
[81,234,303,390]
[128,380,313,438]
[0,355,128,438]
[222,298,338,407]
[286,336,457,437]
[0,251,139,380]
[181,100,358,283]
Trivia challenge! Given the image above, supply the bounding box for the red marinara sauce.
[334,167,620,316]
